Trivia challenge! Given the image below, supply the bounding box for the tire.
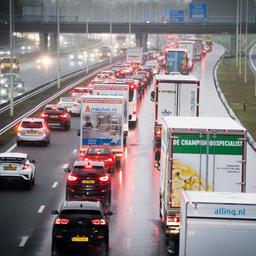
[17,141,22,146]
[102,239,109,256]
[65,123,71,131]
[25,178,33,190]
[42,140,48,147]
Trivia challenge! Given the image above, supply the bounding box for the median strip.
[19,236,29,247]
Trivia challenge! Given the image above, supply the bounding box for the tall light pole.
[109,1,112,64]
[244,0,248,84]
[9,0,14,117]
[239,0,242,75]
[57,0,61,89]
[86,14,89,73]
[236,0,239,67]
[128,1,131,47]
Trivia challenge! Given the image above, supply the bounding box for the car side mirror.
[104,210,113,216]
[51,210,59,215]
[31,159,36,164]
[77,129,80,136]
[150,91,155,101]
[64,167,71,173]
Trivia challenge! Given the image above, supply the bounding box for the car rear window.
[0,157,26,164]
[72,166,105,175]
[44,108,65,114]
[21,121,43,128]
[60,210,102,219]
[88,147,110,155]
[74,88,88,93]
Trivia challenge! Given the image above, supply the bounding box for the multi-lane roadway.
[0,44,256,256]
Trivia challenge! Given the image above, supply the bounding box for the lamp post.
[9,0,14,117]
[109,1,113,64]
[244,0,248,84]
[236,0,239,67]
[56,0,60,89]
[128,1,131,47]
[239,0,242,75]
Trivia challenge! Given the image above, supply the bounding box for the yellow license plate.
[71,236,88,242]
[4,166,17,170]
[51,115,58,118]
[27,131,37,135]
[82,180,95,184]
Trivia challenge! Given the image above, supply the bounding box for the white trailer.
[190,38,203,61]
[180,191,256,256]
[126,47,143,64]
[178,41,194,63]
[151,75,200,145]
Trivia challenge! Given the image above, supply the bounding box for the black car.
[51,200,112,255]
[65,161,111,206]
[41,104,71,130]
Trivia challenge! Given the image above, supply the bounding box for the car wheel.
[25,178,33,190]
[65,123,71,130]
[17,141,22,146]
[102,239,109,256]
[42,140,48,147]
[51,241,61,256]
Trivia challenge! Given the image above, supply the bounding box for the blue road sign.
[189,3,208,23]
[165,9,184,23]
[144,11,151,22]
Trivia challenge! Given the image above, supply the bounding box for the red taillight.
[99,174,110,182]
[67,174,78,182]
[130,84,135,90]
[17,124,22,132]
[105,157,113,162]
[115,153,123,157]
[41,113,48,118]
[55,218,70,225]
[22,164,29,170]
[92,219,106,225]
[167,216,180,224]
[60,114,68,118]
[156,130,161,136]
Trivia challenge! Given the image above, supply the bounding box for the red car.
[80,146,115,172]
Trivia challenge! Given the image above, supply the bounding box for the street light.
[244,0,248,84]
[9,0,14,117]
[56,0,60,89]
[109,1,113,64]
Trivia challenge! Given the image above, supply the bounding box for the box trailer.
[158,116,247,250]
[126,47,143,64]
[151,75,200,146]
[180,191,256,256]
[79,95,125,162]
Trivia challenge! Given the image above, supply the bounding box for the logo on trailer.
[85,106,90,112]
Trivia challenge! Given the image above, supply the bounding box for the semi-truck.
[156,116,247,255]
[178,41,195,70]
[165,48,189,75]
[151,75,200,146]
[79,95,125,164]
[127,47,143,64]
[190,37,203,61]
[180,191,256,256]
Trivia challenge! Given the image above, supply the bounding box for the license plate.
[50,115,58,118]
[27,131,37,135]
[71,236,88,242]
[82,180,95,184]
[4,166,17,170]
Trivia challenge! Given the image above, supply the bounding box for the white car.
[0,152,36,189]
[72,87,92,97]
[57,97,81,116]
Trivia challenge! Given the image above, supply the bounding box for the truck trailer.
[157,116,247,254]
[180,191,256,256]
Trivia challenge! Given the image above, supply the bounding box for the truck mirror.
[77,129,80,136]
[155,150,160,161]
[150,91,155,101]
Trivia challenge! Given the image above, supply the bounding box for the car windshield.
[88,147,110,155]
[0,157,26,164]
[21,121,43,128]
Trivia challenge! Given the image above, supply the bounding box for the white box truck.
[180,191,256,256]
[151,75,200,146]
[126,47,143,64]
[157,116,247,254]
[79,95,125,163]
[190,37,203,61]
[178,41,195,70]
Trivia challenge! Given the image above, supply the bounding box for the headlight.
[0,88,8,96]
[69,54,74,60]
[78,54,83,59]
[17,83,23,88]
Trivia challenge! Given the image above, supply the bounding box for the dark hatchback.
[65,161,111,206]
[51,201,112,255]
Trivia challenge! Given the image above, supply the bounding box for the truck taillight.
[155,127,162,137]
[167,216,180,225]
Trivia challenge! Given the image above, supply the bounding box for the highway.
[0,44,256,256]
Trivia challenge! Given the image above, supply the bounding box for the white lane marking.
[19,236,29,247]
[37,205,45,213]
[6,143,17,153]
[73,149,78,154]
[52,182,58,188]
[125,238,131,248]
[62,163,69,169]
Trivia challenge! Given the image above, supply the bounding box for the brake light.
[17,124,22,132]
[92,219,106,225]
[60,114,68,118]
[115,153,123,157]
[22,164,29,170]
[99,174,110,182]
[85,165,92,169]
[55,218,70,225]
[167,216,180,225]
[105,157,113,162]
[67,174,78,182]
[41,113,48,118]
[130,84,135,90]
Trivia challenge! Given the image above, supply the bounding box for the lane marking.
[37,205,45,213]
[125,238,131,248]
[62,163,69,169]
[19,236,29,247]
[6,143,17,153]
[73,149,78,154]
[52,182,58,188]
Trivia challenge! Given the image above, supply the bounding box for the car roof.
[21,117,45,122]
[61,200,103,211]
[0,152,28,158]
[73,160,105,168]
[45,104,57,108]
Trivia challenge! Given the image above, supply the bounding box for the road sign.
[189,3,208,23]
[144,11,151,23]
[165,9,184,23]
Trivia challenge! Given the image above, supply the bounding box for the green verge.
[217,56,256,139]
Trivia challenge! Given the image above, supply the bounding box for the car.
[65,160,111,206]
[0,74,25,93]
[0,152,36,189]
[80,146,115,173]
[17,118,51,146]
[72,86,92,97]
[57,97,81,116]
[51,200,112,255]
[41,104,71,130]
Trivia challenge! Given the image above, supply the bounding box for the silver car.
[17,118,51,146]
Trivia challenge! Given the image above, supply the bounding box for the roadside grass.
[217,56,256,139]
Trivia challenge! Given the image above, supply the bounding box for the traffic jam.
[0,36,253,256]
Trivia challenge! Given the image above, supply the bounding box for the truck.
[190,37,203,61]
[151,74,200,146]
[180,191,256,256]
[79,95,125,164]
[0,56,20,74]
[156,116,247,255]
[165,48,189,75]
[126,47,143,64]
[92,82,129,144]
[178,41,195,70]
